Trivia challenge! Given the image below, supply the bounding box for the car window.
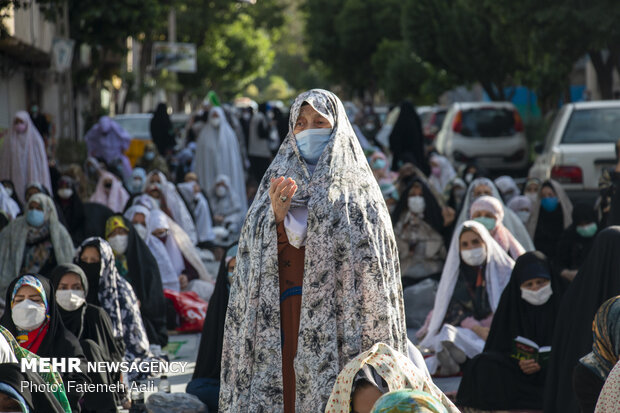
[460,108,516,137]
[114,117,151,137]
[561,108,620,144]
[433,110,447,128]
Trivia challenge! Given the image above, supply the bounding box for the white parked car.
[435,102,528,171]
[529,101,619,191]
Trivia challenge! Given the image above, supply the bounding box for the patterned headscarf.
[220,89,407,412]
[371,389,448,413]
[580,295,620,380]
[11,275,48,313]
[105,215,129,239]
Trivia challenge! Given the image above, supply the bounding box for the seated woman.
[104,215,168,347]
[209,174,244,235]
[177,180,216,247]
[391,178,447,287]
[0,275,89,411]
[457,251,560,410]
[50,264,126,412]
[146,210,214,299]
[494,175,520,204]
[555,202,599,283]
[417,221,514,375]
[0,193,74,298]
[470,195,526,259]
[573,295,620,413]
[0,184,20,220]
[75,237,152,366]
[443,177,467,213]
[325,342,459,413]
[527,179,573,260]
[456,177,534,251]
[89,171,130,213]
[428,154,456,195]
[186,244,238,412]
[129,167,147,195]
[1,179,23,213]
[145,170,198,244]
[523,177,541,203]
[136,142,169,176]
[507,195,533,224]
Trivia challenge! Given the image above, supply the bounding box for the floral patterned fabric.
[219,89,407,412]
[595,360,620,412]
[325,343,458,413]
[371,389,448,413]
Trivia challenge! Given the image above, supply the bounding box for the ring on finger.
[280,195,288,202]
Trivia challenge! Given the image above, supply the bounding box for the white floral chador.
[219,89,408,412]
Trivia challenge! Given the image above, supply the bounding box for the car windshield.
[114,117,151,138]
[561,108,620,144]
[460,108,516,138]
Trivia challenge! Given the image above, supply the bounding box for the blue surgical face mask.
[372,158,386,170]
[26,209,45,227]
[295,128,332,165]
[473,216,497,232]
[541,196,559,212]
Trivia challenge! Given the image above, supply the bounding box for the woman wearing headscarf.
[391,178,447,287]
[0,274,89,411]
[209,174,244,235]
[150,102,175,156]
[457,251,561,410]
[1,179,23,213]
[428,154,457,195]
[595,360,620,412]
[145,170,198,244]
[494,175,520,204]
[50,264,126,412]
[0,193,74,297]
[146,210,213,296]
[186,244,238,412]
[0,183,20,220]
[555,203,599,284]
[84,116,132,180]
[470,195,526,259]
[104,215,168,347]
[443,177,467,213]
[89,170,130,213]
[371,389,449,413]
[220,90,407,412]
[177,180,216,246]
[136,141,170,176]
[572,296,620,413]
[507,195,534,225]
[388,101,429,174]
[0,111,52,204]
[325,343,458,413]
[129,167,147,195]
[528,179,573,260]
[195,106,247,210]
[456,177,534,251]
[523,177,542,201]
[543,227,620,413]
[0,363,67,412]
[75,237,152,364]
[417,221,515,376]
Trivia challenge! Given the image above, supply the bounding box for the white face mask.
[210,117,221,128]
[465,173,474,183]
[108,234,129,254]
[58,188,73,200]
[461,247,486,266]
[134,223,148,240]
[516,210,531,224]
[407,196,425,215]
[216,186,227,197]
[56,290,86,312]
[525,192,538,204]
[521,283,553,306]
[11,299,46,331]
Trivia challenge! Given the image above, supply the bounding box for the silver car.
[435,102,528,171]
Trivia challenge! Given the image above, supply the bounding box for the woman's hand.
[269,176,298,224]
[519,359,541,375]
[442,207,456,227]
[561,269,578,282]
[470,325,490,340]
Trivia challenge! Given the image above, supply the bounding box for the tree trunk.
[589,50,615,100]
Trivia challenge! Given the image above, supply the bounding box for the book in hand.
[510,336,551,367]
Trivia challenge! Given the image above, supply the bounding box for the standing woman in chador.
[219,89,407,412]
